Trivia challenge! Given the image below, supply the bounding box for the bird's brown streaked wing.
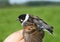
[33,16,53,34]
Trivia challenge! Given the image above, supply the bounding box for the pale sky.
[9,0,28,4]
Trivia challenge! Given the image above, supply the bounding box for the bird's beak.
[16,18,19,21]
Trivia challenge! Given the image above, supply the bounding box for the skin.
[4,30,25,42]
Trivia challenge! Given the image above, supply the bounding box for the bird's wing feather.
[33,16,53,34]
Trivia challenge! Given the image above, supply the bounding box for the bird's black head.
[18,14,26,23]
[18,14,34,26]
[18,14,31,26]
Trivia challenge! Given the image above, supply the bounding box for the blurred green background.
[0,0,60,42]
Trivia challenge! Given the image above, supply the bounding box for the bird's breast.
[23,23,44,42]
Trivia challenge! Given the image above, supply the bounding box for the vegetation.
[27,1,60,6]
[0,6,60,42]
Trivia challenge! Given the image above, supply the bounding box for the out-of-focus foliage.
[26,1,60,6]
[0,0,10,7]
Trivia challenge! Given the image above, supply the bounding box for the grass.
[0,6,60,42]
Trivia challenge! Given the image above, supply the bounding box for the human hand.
[4,30,25,42]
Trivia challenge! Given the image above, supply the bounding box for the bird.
[18,14,53,42]
[18,14,53,34]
